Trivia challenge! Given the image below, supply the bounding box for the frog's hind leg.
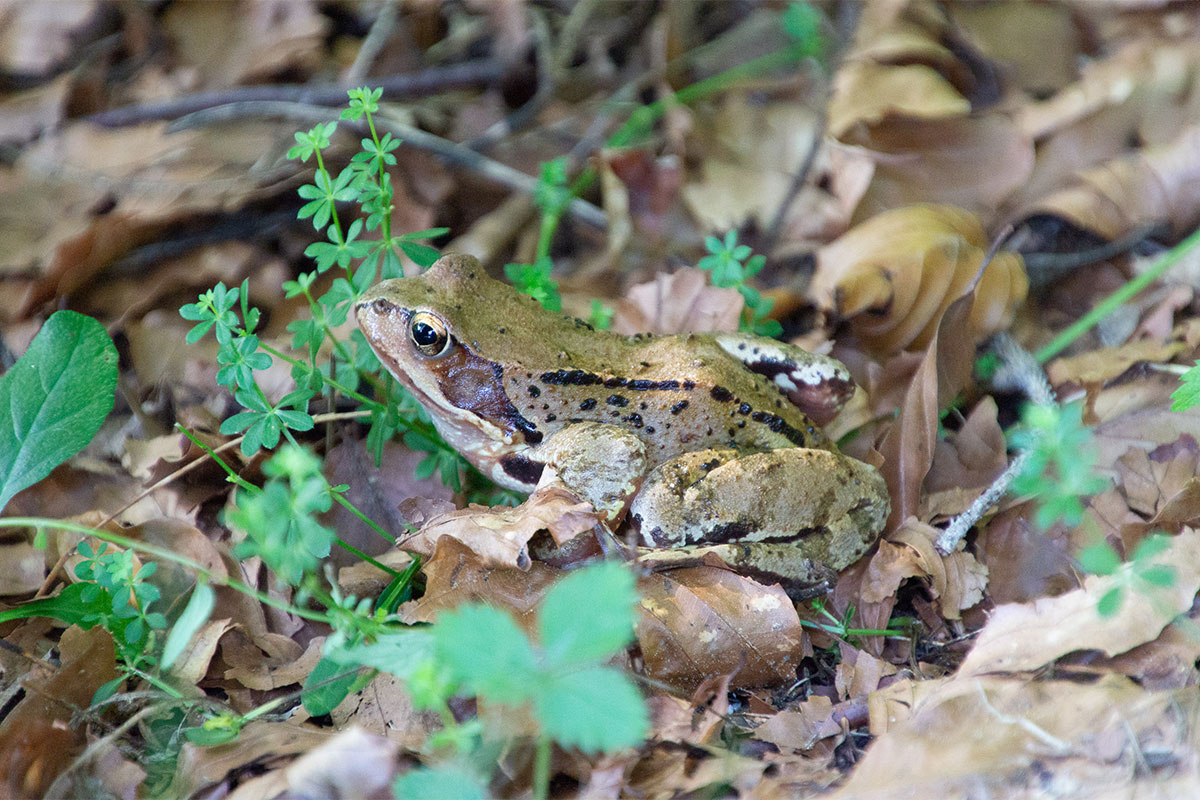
[630,448,888,593]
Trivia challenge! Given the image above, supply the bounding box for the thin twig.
[936,333,1052,555]
[85,59,503,127]
[761,111,826,255]
[166,100,607,229]
[346,1,400,85]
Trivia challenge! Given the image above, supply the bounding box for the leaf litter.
[3,1,1200,797]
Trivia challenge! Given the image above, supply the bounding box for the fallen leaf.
[958,527,1200,678]
[636,567,810,692]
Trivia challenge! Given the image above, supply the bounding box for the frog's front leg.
[534,421,650,523]
[629,448,889,595]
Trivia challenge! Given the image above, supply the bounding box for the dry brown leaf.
[612,268,743,336]
[172,720,335,800]
[876,287,976,530]
[646,694,725,746]
[1047,338,1189,390]
[857,539,925,606]
[636,567,809,692]
[833,115,1035,220]
[1027,124,1200,239]
[813,205,1028,354]
[1098,620,1200,691]
[397,484,600,570]
[835,648,898,700]
[681,96,835,237]
[284,727,399,799]
[331,673,442,752]
[925,397,1008,495]
[0,541,44,596]
[959,527,1200,678]
[167,618,235,687]
[400,537,562,631]
[0,626,119,799]
[161,0,327,88]
[0,0,100,74]
[953,3,1080,95]
[753,696,838,752]
[847,674,1197,799]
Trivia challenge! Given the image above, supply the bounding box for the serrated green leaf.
[0,311,118,512]
[1170,362,1200,411]
[535,666,647,753]
[434,605,538,704]
[161,584,215,671]
[393,766,488,800]
[539,562,635,669]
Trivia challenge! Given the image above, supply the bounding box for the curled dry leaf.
[827,1,1034,217]
[635,566,809,693]
[812,204,1028,355]
[397,484,601,570]
[400,537,563,631]
[828,1,978,139]
[958,527,1200,678]
[1024,124,1200,240]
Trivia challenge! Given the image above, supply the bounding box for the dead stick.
[85,59,503,128]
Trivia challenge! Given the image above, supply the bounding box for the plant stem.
[2,518,333,624]
[533,735,552,800]
[1035,225,1200,363]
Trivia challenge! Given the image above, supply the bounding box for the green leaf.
[0,581,110,626]
[326,628,435,680]
[183,723,242,746]
[1171,361,1200,411]
[1096,587,1123,617]
[1078,542,1121,576]
[161,584,215,671]
[394,766,488,800]
[539,563,636,669]
[535,666,647,753]
[301,653,367,716]
[1137,564,1177,588]
[92,675,125,706]
[0,311,118,511]
[434,605,538,704]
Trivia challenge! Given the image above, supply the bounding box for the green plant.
[802,598,917,643]
[1079,534,1177,617]
[698,230,783,337]
[1009,403,1108,529]
[179,87,467,494]
[1170,360,1200,411]
[328,562,647,800]
[0,310,118,511]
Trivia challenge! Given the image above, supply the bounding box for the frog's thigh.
[536,422,649,521]
[631,448,888,571]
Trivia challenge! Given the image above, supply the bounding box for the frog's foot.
[629,447,889,594]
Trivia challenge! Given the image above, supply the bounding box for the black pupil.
[412,321,440,347]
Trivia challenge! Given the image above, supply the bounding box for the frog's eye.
[410,312,451,357]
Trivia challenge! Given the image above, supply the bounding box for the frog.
[354,253,889,596]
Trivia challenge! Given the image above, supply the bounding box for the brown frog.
[355,254,889,594]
